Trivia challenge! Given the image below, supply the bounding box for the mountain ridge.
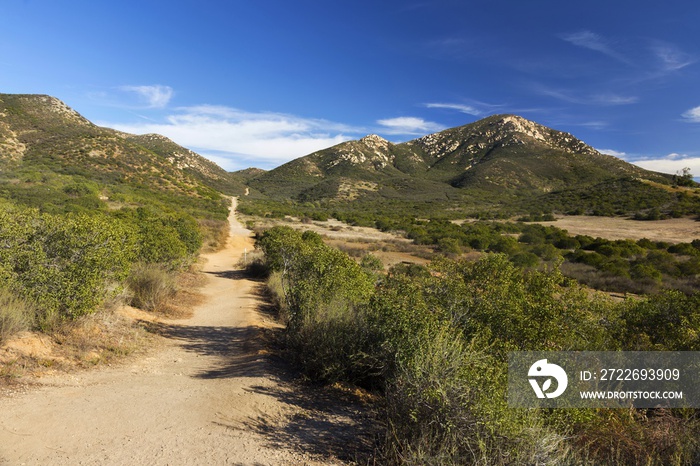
[0,93,246,217]
[247,113,673,211]
[1,93,694,219]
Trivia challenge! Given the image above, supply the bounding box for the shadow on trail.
[206,269,250,281]
[145,321,275,380]
[151,263,380,461]
[144,266,276,380]
[235,381,380,463]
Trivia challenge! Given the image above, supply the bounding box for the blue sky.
[1,0,699,173]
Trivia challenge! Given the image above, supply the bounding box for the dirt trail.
[0,198,368,465]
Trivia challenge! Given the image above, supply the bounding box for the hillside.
[1,93,696,220]
[248,115,695,218]
[0,93,244,217]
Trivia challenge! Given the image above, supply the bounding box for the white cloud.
[577,121,608,130]
[652,43,694,72]
[597,148,627,157]
[592,93,638,105]
[101,106,361,170]
[560,31,632,65]
[425,102,481,115]
[376,116,443,135]
[119,85,174,108]
[631,154,700,176]
[682,106,700,123]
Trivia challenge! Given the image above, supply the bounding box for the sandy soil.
[0,199,373,465]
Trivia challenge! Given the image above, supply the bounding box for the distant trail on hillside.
[0,198,367,465]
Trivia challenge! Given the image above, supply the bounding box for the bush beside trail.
[256,225,700,465]
[0,200,208,336]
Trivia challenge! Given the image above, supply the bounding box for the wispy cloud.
[425,102,482,115]
[533,86,581,104]
[376,116,444,135]
[425,102,480,115]
[560,31,632,65]
[597,148,627,157]
[100,105,361,170]
[651,43,694,72]
[577,121,609,130]
[591,93,639,105]
[532,84,637,106]
[119,85,174,108]
[682,106,700,123]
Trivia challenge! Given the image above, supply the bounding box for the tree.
[673,167,695,187]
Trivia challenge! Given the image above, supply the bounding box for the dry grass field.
[535,216,700,243]
[244,215,434,268]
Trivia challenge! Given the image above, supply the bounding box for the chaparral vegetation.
[256,225,700,465]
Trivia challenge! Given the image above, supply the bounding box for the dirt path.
[0,199,371,465]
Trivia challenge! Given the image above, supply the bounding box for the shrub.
[531,243,561,261]
[0,288,34,342]
[554,236,580,250]
[385,329,567,465]
[240,250,269,279]
[437,237,462,255]
[265,271,288,316]
[630,262,663,282]
[668,243,698,256]
[115,207,201,267]
[488,235,519,254]
[616,290,700,350]
[0,207,137,322]
[257,226,377,383]
[569,408,700,466]
[198,218,229,252]
[257,225,700,464]
[510,251,540,267]
[126,263,176,312]
[360,253,384,272]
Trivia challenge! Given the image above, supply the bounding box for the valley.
[1,93,700,465]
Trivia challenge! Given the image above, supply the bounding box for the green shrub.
[265,271,288,316]
[510,251,540,267]
[257,226,377,383]
[0,207,137,322]
[0,288,35,342]
[385,329,566,465]
[114,207,202,267]
[615,290,700,350]
[630,262,663,282]
[126,263,176,312]
[360,253,384,272]
[257,225,700,464]
[437,237,462,255]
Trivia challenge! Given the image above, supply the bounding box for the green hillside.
[0,93,243,218]
[247,114,697,219]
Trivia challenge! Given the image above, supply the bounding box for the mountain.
[0,93,244,217]
[248,114,691,216]
[1,94,693,219]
